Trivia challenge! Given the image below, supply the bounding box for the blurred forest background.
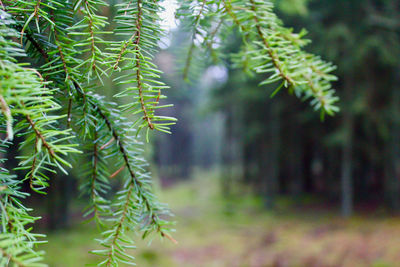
[6,0,400,266]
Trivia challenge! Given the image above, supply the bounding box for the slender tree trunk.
[341,76,354,217]
[242,142,252,184]
[385,68,400,211]
[303,139,314,193]
[341,112,354,217]
[221,108,233,196]
[289,126,303,196]
[47,175,57,230]
[59,174,73,228]
[261,105,280,209]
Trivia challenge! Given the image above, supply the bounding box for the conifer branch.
[249,0,294,85]
[23,29,48,61]
[103,178,135,266]
[86,1,97,71]
[53,17,74,125]
[25,114,56,158]
[0,247,26,267]
[95,101,148,194]
[183,0,206,80]
[0,1,339,265]
[72,81,169,227]
[134,0,154,130]
[204,18,224,60]
[222,0,245,32]
[221,0,338,115]
[113,0,176,135]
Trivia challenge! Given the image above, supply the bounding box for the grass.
[42,173,400,266]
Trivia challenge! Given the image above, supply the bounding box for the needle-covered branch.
[0,0,339,265]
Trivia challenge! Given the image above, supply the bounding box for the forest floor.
[42,173,400,267]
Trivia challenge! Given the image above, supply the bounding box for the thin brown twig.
[100,136,115,150]
[0,94,13,140]
[29,137,39,190]
[0,247,26,267]
[34,0,41,21]
[161,231,178,244]
[113,32,137,70]
[110,164,125,178]
[20,0,41,45]
[124,0,133,16]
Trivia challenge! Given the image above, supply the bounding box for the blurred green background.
[8,0,400,266]
[42,173,400,266]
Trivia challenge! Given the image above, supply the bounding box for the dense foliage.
[0,0,337,265]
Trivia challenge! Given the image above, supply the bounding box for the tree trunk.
[260,104,280,209]
[341,75,354,217]
[221,108,233,196]
[341,112,354,217]
[385,68,400,211]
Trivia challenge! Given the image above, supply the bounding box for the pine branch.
[0,246,26,267]
[70,0,110,80]
[222,0,339,115]
[25,114,56,158]
[249,0,295,85]
[112,0,176,137]
[182,0,206,80]
[94,97,163,221]
[0,1,340,265]
[133,0,154,130]
[78,92,173,266]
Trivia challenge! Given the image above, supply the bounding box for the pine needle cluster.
[0,0,338,265]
